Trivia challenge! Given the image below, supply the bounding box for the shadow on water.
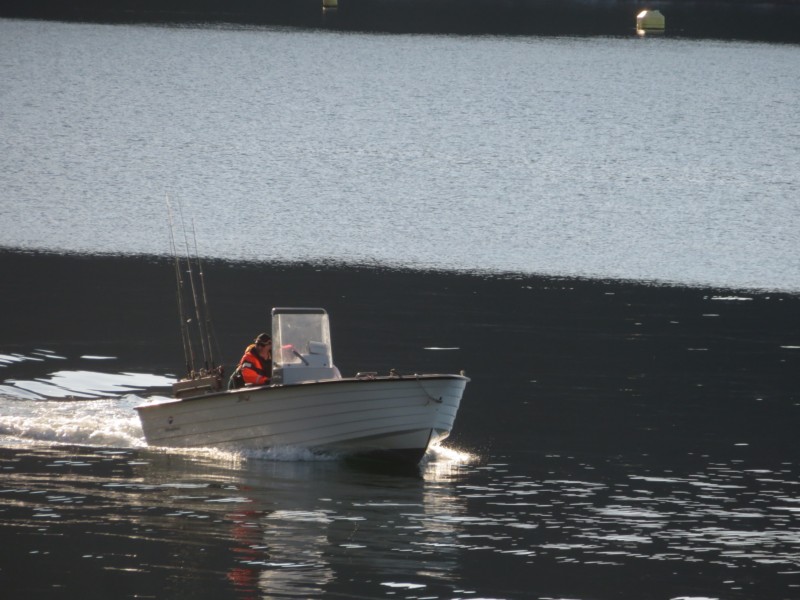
[2,250,799,599]
[343,454,424,479]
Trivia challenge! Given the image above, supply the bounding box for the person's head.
[254,333,272,355]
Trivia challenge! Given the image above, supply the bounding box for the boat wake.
[0,395,335,460]
[0,349,171,449]
[1,349,473,465]
[0,395,147,449]
[0,393,475,471]
[426,442,476,464]
[0,391,474,467]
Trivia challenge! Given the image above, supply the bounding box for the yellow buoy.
[636,9,665,31]
[322,0,338,8]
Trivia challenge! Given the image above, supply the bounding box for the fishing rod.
[191,217,221,370]
[177,199,211,373]
[164,195,225,396]
[166,195,195,377]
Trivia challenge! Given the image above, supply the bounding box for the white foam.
[0,396,146,449]
[427,442,476,464]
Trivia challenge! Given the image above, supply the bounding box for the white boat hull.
[135,374,467,462]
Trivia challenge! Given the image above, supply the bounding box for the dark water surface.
[1,251,798,599]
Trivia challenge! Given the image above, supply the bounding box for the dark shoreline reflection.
[2,248,798,456]
[2,0,800,43]
[2,249,799,599]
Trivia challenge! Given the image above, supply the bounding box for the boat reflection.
[0,428,473,599]
[219,450,471,598]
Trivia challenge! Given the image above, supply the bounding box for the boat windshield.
[271,308,333,368]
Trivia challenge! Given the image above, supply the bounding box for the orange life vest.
[237,344,271,386]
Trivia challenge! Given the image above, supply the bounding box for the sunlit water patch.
[1,405,796,599]
[443,457,800,593]
[2,20,800,290]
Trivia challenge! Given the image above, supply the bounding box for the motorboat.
[135,307,468,463]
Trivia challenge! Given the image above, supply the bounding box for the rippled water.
[2,437,798,599]
[2,15,799,599]
[1,253,798,599]
[1,19,799,290]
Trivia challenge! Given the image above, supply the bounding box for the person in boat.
[228,333,272,389]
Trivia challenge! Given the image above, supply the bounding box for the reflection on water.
[0,349,173,400]
[2,441,797,599]
[0,444,473,599]
[222,448,473,599]
[442,454,794,597]
[449,456,800,598]
[1,252,798,598]
[1,346,474,600]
